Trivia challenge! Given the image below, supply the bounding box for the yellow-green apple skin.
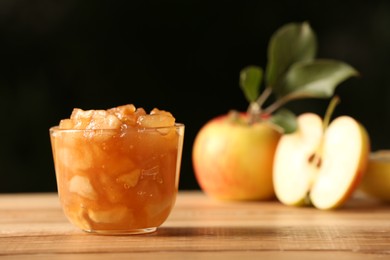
[192,114,282,201]
[360,151,390,201]
[273,113,370,210]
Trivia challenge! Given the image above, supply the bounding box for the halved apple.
[273,113,370,209]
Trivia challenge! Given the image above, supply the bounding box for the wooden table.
[1,191,390,259]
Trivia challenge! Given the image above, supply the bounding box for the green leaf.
[269,109,297,134]
[278,59,359,99]
[239,66,263,102]
[266,22,317,91]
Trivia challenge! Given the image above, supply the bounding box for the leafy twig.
[239,22,358,133]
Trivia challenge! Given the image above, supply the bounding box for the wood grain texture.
[1,191,390,259]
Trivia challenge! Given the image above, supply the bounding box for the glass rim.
[49,123,185,133]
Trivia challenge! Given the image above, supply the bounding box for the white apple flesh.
[273,113,370,209]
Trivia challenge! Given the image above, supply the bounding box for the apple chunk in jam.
[50,104,184,234]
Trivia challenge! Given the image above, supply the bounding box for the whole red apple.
[192,113,282,200]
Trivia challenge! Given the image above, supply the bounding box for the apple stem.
[247,102,261,124]
[247,87,272,124]
[322,96,340,132]
[307,96,340,170]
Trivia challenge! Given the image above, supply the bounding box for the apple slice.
[273,112,370,209]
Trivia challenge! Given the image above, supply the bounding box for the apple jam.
[49,104,184,234]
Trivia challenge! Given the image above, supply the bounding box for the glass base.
[83,227,157,235]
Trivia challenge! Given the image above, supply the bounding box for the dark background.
[1,0,390,192]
